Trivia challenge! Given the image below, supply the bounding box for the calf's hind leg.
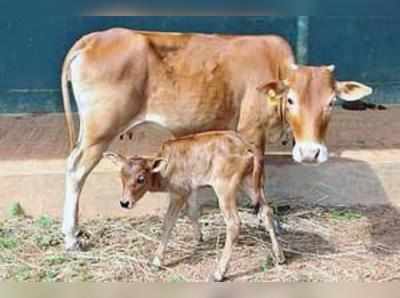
[186,191,203,243]
[211,179,241,282]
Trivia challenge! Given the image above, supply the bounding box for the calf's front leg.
[152,192,186,268]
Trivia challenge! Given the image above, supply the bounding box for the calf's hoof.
[151,256,163,271]
[195,234,204,244]
[64,236,82,251]
[273,218,284,236]
[273,250,286,265]
[208,271,225,282]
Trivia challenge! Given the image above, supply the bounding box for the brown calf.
[104,131,285,282]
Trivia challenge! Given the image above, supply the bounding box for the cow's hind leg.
[63,140,110,250]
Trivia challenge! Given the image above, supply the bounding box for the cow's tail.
[61,50,76,151]
[61,38,87,151]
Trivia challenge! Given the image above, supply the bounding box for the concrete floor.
[0,107,399,219]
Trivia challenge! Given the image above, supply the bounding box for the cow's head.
[258,64,372,164]
[103,152,167,209]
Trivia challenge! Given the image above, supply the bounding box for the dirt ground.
[1,204,400,282]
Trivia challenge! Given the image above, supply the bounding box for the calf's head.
[259,64,372,164]
[103,152,167,209]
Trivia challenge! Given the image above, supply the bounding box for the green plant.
[35,215,54,228]
[168,275,185,283]
[43,255,67,266]
[34,234,59,249]
[260,256,274,272]
[8,202,25,217]
[328,209,363,221]
[0,233,17,250]
[14,266,32,281]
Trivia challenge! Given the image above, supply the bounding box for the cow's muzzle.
[292,142,328,164]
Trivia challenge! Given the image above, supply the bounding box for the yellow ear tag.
[266,89,280,106]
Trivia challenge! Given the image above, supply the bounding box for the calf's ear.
[151,158,168,173]
[103,152,127,168]
[336,81,373,101]
[257,81,288,105]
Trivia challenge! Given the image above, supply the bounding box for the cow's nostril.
[120,201,129,209]
[314,149,321,160]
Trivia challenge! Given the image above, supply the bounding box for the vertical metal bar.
[297,16,309,65]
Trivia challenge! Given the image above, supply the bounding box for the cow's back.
[68,28,294,137]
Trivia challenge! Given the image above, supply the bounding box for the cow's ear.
[151,158,168,173]
[336,81,373,101]
[257,81,288,105]
[103,152,127,168]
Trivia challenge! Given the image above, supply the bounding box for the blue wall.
[0,17,398,113]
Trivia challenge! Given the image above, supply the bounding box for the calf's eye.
[137,175,145,184]
[287,98,294,105]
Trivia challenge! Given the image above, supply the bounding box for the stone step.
[0,107,399,219]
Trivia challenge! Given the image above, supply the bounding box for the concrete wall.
[0,17,399,113]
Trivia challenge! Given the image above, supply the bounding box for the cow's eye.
[287,97,294,105]
[137,175,145,184]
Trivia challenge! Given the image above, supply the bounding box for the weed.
[8,202,25,218]
[328,209,363,221]
[260,255,274,272]
[14,266,32,281]
[35,215,54,228]
[0,233,17,250]
[43,255,67,266]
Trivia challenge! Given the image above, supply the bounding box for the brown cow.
[104,131,285,282]
[61,28,372,250]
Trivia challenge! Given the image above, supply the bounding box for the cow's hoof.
[64,237,82,251]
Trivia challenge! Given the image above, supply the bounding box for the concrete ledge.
[0,108,399,219]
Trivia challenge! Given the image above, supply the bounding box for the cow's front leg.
[152,192,186,268]
[258,202,286,265]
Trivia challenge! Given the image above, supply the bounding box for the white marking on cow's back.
[145,113,167,127]
[121,113,168,135]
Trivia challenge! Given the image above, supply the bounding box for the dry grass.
[1,204,400,282]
